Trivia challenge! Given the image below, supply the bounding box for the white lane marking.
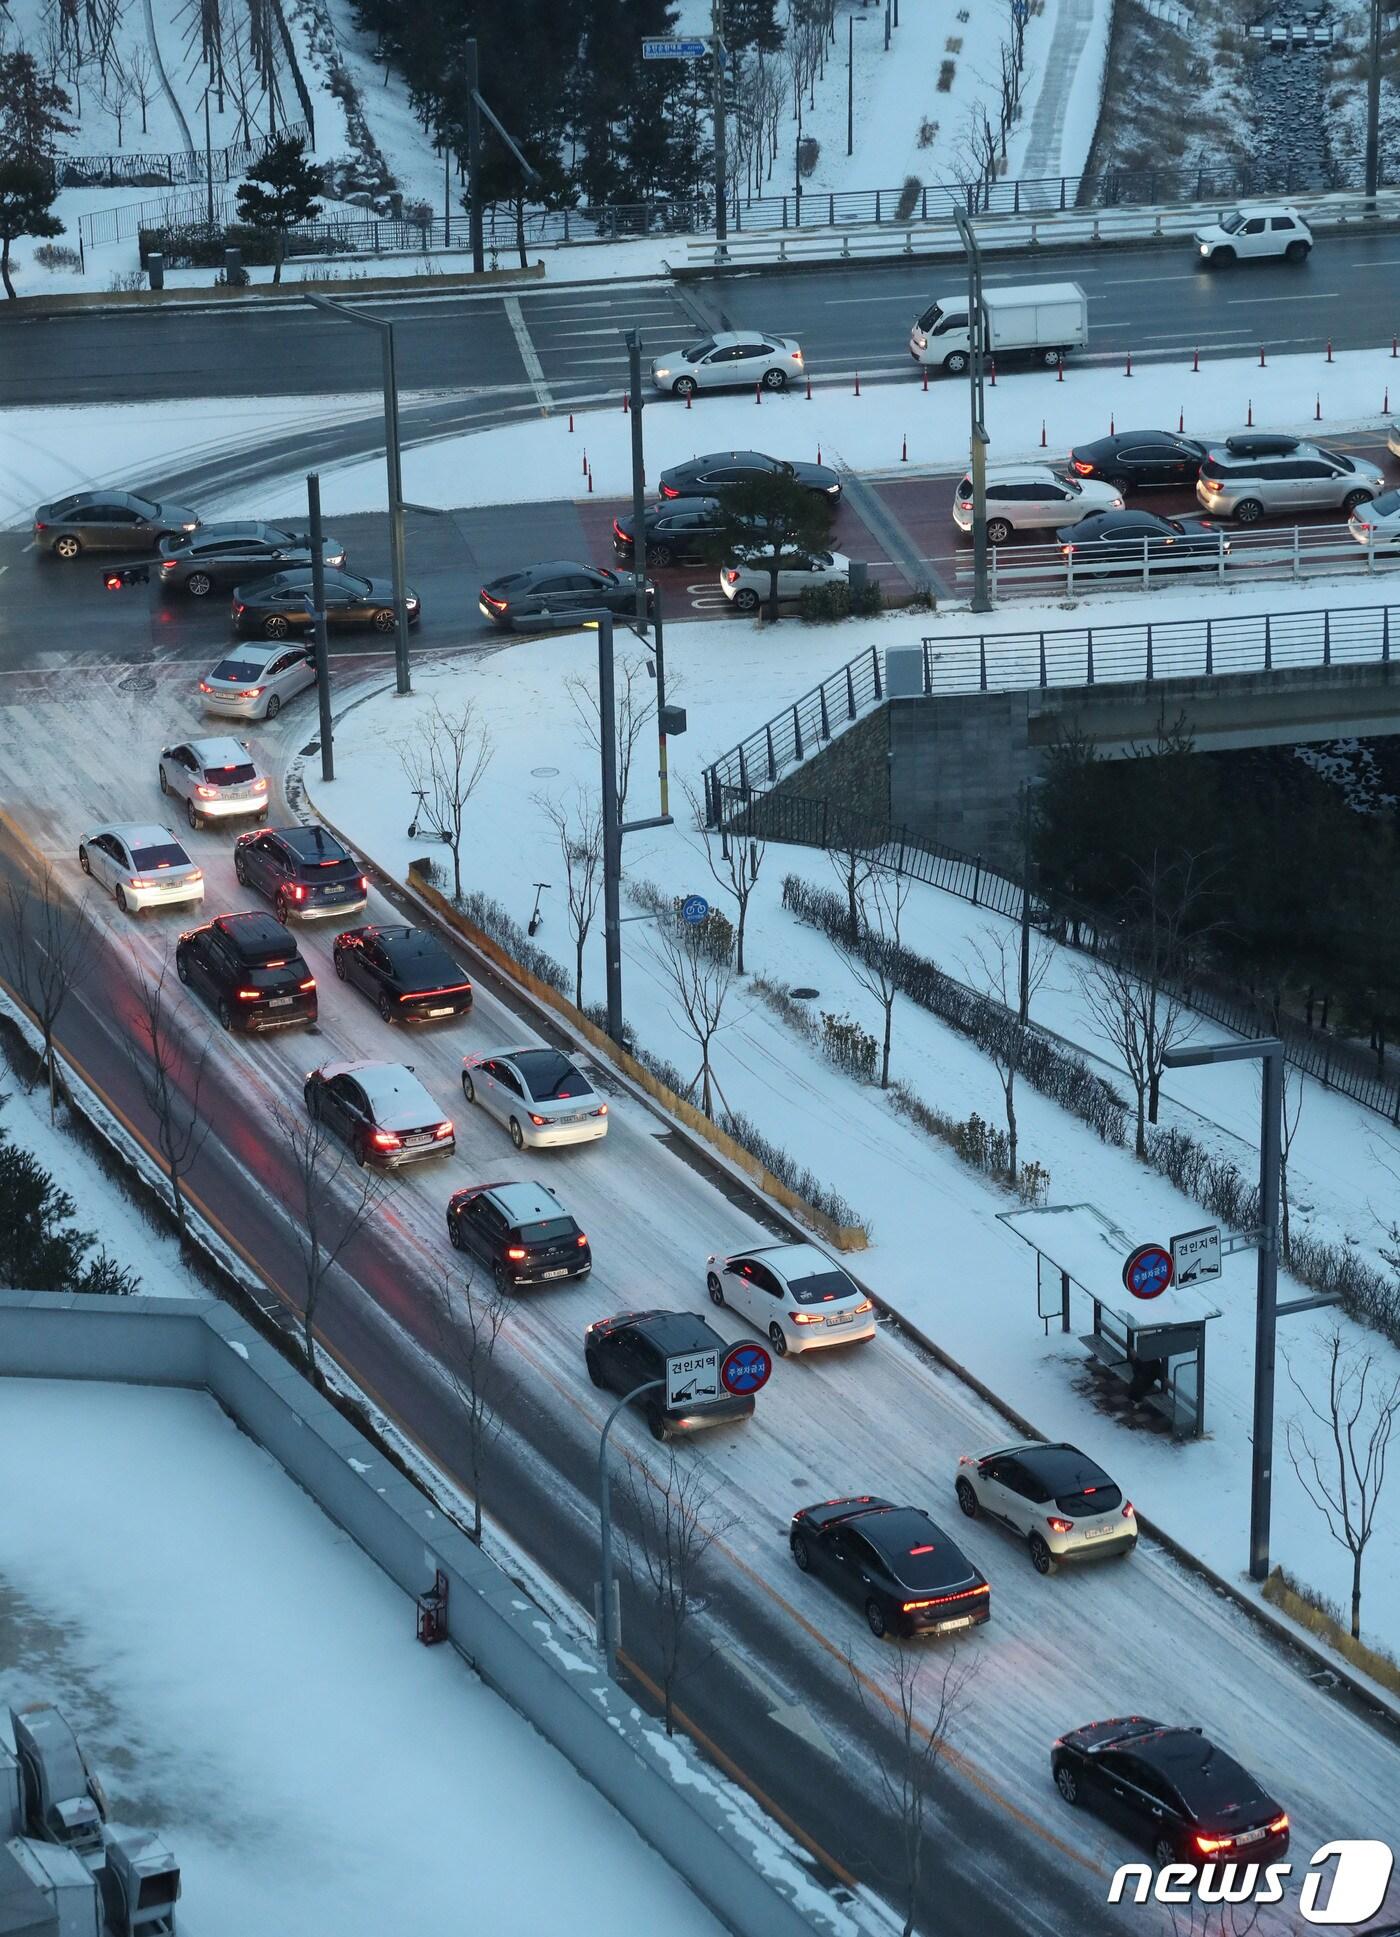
[1225,290,1341,303]
[1097,273,1198,284]
[504,295,553,411]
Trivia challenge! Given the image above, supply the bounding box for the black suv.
[583,1309,755,1440]
[175,911,317,1031]
[234,825,368,923]
[447,1179,591,1288]
[789,1497,991,1640]
[1052,1718,1290,1870]
[334,924,473,1023]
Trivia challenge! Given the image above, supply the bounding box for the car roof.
[211,910,299,957]
[319,1060,440,1122]
[275,825,349,861]
[480,1180,569,1224]
[739,1240,838,1274]
[675,452,771,468]
[712,330,773,348]
[981,463,1069,484]
[1014,1442,1114,1490]
[89,821,181,848]
[1202,440,1321,465]
[196,521,283,543]
[1130,1729,1273,1812]
[522,561,600,578]
[187,735,256,766]
[1084,508,1170,528]
[634,1310,723,1354]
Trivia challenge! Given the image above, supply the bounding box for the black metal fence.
[703,642,888,807]
[66,121,309,207]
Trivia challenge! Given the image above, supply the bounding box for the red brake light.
[901,1584,989,1613]
[725,568,740,583]
[480,590,506,609]
[291,884,305,900]
[198,681,213,693]
[241,687,263,698]
[104,573,124,591]
[358,875,368,892]
[234,603,246,615]
[612,520,628,541]
[253,777,269,791]
[577,1233,588,1247]
[298,977,316,991]
[371,1130,401,1148]
[1267,1813,1288,1835]
[853,1298,873,1314]
[1061,544,1075,557]
[660,483,680,497]
[129,877,152,889]
[1196,1834,1232,1855]
[594,1104,608,1116]
[1122,1501,1135,1519]
[1047,1516,1074,1534]
[791,350,802,361]
[529,1112,547,1125]
[908,1544,934,1556]
[790,1311,821,1323]
[160,559,177,573]
[237,988,260,1000]
[506,1246,527,1260]
[34,521,47,531]
[1070,459,1093,475]
[196,784,218,798]
[435,1120,453,1137]
[1200,473,1221,490]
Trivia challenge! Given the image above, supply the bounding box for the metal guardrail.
[960,524,1400,599]
[61,121,309,200]
[701,643,888,810]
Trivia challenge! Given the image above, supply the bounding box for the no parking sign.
[1122,1243,1174,1300]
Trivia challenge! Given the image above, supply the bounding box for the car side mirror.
[160,746,172,758]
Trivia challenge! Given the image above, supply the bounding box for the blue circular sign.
[682,894,709,925]
[1123,1243,1173,1300]
[720,1341,773,1396]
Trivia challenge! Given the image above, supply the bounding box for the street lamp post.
[306,472,335,783]
[302,294,413,696]
[203,87,214,229]
[953,207,991,613]
[596,1378,664,1678]
[624,329,649,636]
[1162,1037,1284,1581]
[846,15,868,157]
[1364,0,1383,204]
[884,0,892,52]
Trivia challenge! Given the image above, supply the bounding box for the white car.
[721,548,851,613]
[1349,485,1400,548]
[705,1241,875,1356]
[953,465,1122,544]
[954,1441,1136,1574]
[198,641,317,721]
[1389,420,1400,461]
[1193,203,1312,267]
[651,331,804,400]
[78,823,203,915]
[158,735,270,829]
[461,1046,609,1150]
[304,1060,454,1168]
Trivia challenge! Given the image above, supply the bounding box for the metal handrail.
[963,525,1400,601]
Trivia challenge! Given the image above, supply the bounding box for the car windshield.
[785,1267,856,1305]
[1218,211,1246,234]
[128,493,160,516]
[514,1049,592,1100]
[1320,449,1354,473]
[130,842,188,870]
[682,341,715,362]
[519,1216,577,1244]
[1064,477,1084,495]
[204,762,258,785]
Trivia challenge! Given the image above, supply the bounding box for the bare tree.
[0,861,100,1121]
[425,1262,510,1543]
[684,779,765,976]
[101,51,134,144]
[963,921,1052,1183]
[827,833,874,946]
[127,959,212,1242]
[831,861,909,1089]
[654,918,737,1118]
[273,1098,393,1390]
[1285,1331,1399,1639]
[125,40,155,134]
[537,788,603,1009]
[846,1645,977,1937]
[396,697,493,903]
[1277,1060,1304,1267]
[563,656,656,817]
[623,1448,732,1736]
[965,99,1001,196]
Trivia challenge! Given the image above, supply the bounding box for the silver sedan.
[158,735,271,828]
[650,332,804,400]
[78,823,204,915]
[460,1046,609,1150]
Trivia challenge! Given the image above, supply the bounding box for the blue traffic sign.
[1122,1243,1173,1300]
[720,1342,773,1396]
[681,894,709,925]
[642,36,708,57]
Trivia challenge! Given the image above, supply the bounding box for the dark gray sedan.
[158,522,347,597]
[478,562,653,631]
[34,489,201,560]
[232,569,420,639]
[1057,509,1228,574]
[658,450,842,503]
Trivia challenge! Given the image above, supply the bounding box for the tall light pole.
[306,473,334,782]
[884,0,892,53]
[203,87,214,229]
[712,0,728,254]
[302,294,412,695]
[846,15,868,156]
[953,207,991,613]
[596,1378,664,1678]
[1162,1037,1283,1582]
[624,329,649,637]
[1364,0,1383,204]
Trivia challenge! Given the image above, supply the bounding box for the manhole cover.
[531,766,560,777]
[117,672,157,696]
[791,986,820,1000]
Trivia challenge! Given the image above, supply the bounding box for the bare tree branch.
[653,917,737,1118]
[0,860,100,1120]
[683,778,766,976]
[563,657,656,817]
[424,1261,511,1543]
[830,861,909,1089]
[962,921,1052,1183]
[623,1448,733,1735]
[396,697,493,904]
[126,956,212,1242]
[536,787,604,1009]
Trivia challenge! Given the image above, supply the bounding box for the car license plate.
[1235,1829,1265,1847]
[403,1132,433,1147]
[540,1267,569,1280]
[1084,1524,1114,1540]
[427,1006,453,1018]
[826,1311,856,1326]
[937,1615,974,1632]
[323,885,348,897]
[269,997,294,1008]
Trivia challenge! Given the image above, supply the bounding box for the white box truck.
[908,281,1089,374]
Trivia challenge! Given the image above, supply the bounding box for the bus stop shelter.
[998,1203,1222,1438]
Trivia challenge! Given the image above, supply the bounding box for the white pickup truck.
[908,281,1089,374]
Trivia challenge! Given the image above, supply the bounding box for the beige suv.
[1195,440,1384,523]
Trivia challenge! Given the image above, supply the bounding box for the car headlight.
[654,367,670,379]
[825,484,840,495]
[1199,243,1210,255]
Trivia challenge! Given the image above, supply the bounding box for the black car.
[583,1309,755,1441]
[33,489,201,559]
[176,911,318,1032]
[234,824,368,923]
[303,1059,455,1168]
[447,1178,591,1288]
[1051,1719,1290,1871]
[789,1497,991,1641]
[658,451,842,503]
[1067,432,1207,493]
[477,561,653,632]
[158,522,347,597]
[333,923,473,1023]
[612,498,728,567]
[1057,509,1227,573]
[233,570,420,640]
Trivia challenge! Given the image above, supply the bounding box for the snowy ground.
[0,1378,728,1937]
[307,593,1400,1675]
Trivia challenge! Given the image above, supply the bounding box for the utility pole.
[1364,0,1383,204]
[462,39,539,275]
[625,330,649,637]
[712,0,728,255]
[1018,786,1031,1024]
[306,473,334,782]
[204,88,214,228]
[653,590,670,818]
[847,14,869,155]
[597,1378,664,1679]
[954,208,991,613]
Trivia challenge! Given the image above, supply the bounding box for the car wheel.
[353,1131,370,1168]
[447,1215,463,1251]
[942,350,969,375]
[377,991,393,1022]
[53,534,82,559]
[115,886,129,912]
[645,543,673,568]
[762,366,788,390]
[1211,246,1235,267]
[986,518,1012,545]
[1343,489,1374,515]
[767,1322,788,1357]
[1054,1762,1080,1806]
[791,1534,811,1572]
[372,608,395,633]
[304,1082,320,1118]
[274,894,290,924]
[1153,1834,1178,1871]
[673,376,697,399]
[492,1259,510,1293]
[79,846,91,874]
[186,798,201,830]
[509,1116,525,1150]
[1234,498,1263,524]
[647,1407,668,1443]
[1040,347,1064,369]
[217,998,233,1031]
[1285,239,1309,263]
[1109,475,1131,496]
[1029,1533,1057,1576]
[955,1477,980,1519]
[264,693,281,721]
[706,1270,724,1307]
[334,948,347,981]
[461,1070,476,1104]
[864,1598,889,1640]
[175,950,191,984]
[186,571,213,597]
[585,1349,605,1388]
[234,850,248,884]
[158,766,170,795]
[263,614,290,639]
[733,587,760,613]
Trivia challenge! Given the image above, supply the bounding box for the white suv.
[1193,204,1312,267]
[955,1441,1136,1574]
[954,465,1121,544]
